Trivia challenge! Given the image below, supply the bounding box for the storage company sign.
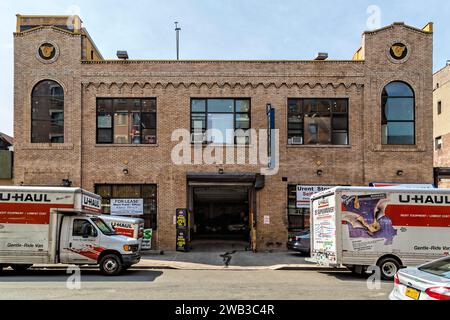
[296,185,333,208]
[111,199,144,216]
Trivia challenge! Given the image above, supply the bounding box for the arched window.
[31,80,64,143]
[381,81,415,145]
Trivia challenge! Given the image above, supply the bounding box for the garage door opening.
[191,186,251,250]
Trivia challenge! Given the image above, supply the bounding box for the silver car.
[389,256,450,300]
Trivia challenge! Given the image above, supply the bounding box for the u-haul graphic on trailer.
[0,187,141,275]
[100,215,144,247]
[309,187,450,280]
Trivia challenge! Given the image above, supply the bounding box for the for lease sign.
[111,199,144,216]
[296,185,333,208]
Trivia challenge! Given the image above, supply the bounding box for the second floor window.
[31,80,64,143]
[381,81,415,145]
[96,98,157,144]
[288,98,349,145]
[191,98,251,145]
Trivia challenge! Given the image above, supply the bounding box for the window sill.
[190,143,253,148]
[95,144,159,148]
[376,145,425,152]
[287,144,352,149]
[20,143,74,150]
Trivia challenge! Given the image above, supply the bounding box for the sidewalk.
[136,250,342,271]
[32,250,344,271]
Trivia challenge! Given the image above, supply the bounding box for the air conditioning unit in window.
[191,132,206,143]
[289,137,303,145]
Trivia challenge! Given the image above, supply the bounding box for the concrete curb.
[29,263,347,272]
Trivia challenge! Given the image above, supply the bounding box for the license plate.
[405,287,421,300]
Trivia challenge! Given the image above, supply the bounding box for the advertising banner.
[312,194,337,264]
[296,185,333,208]
[176,209,189,252]
[142,229,152,250]
[111,199,144,216]
[340,191,450,254]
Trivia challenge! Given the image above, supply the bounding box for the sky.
[0,0,449,136]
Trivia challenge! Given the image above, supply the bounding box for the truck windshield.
[91,217,117,236]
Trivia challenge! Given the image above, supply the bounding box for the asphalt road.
[0,268,393,300]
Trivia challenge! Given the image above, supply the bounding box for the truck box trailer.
[309,187,450,280]
[0,186,141,275]
[100,215,144,248]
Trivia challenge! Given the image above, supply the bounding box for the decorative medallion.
[387,42,410,63]
[36,41,59,64]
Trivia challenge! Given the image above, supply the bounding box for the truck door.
[62,218,102,264]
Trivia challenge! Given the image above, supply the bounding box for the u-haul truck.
[309,187,450,280]
[0,186,140,275]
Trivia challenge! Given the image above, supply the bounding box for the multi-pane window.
[287,185,310,232]
[190,99,251,145]
[381,81,415,145]
[95,184,157,229]
[31,80,64,143]
[288,98,348,145]
[96,98,157,144]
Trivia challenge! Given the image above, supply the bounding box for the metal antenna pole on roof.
[175,22,181,60]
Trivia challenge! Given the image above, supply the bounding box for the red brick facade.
[13,18,434,250]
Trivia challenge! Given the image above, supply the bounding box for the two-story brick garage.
[13,15,434,251]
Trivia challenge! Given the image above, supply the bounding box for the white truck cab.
[0,186,140,275]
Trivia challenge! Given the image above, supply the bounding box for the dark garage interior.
[191,186,250,249]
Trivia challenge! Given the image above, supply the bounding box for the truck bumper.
[122,253,141,266]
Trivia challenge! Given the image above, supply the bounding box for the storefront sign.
[296,185,333,208]
[176,209,188,229]
[176,229,188,251]
[176,209,189,252]
[267,104,276,170]
[111,199,144,216]
[141,229,152,250]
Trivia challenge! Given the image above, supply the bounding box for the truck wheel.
[99,254,123,276]
[377,257,400,281]
[11,264,33,272]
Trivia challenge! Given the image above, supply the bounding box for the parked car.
[287,230,310,255]
[228,220,248,233]
[389,256,450,300]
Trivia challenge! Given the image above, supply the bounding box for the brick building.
[433,64,450,187]
[0,132,13,186]
[13,15,434,251]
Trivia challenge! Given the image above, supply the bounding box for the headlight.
[123,245,131,252]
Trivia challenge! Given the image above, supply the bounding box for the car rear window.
[419,258,450,279]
